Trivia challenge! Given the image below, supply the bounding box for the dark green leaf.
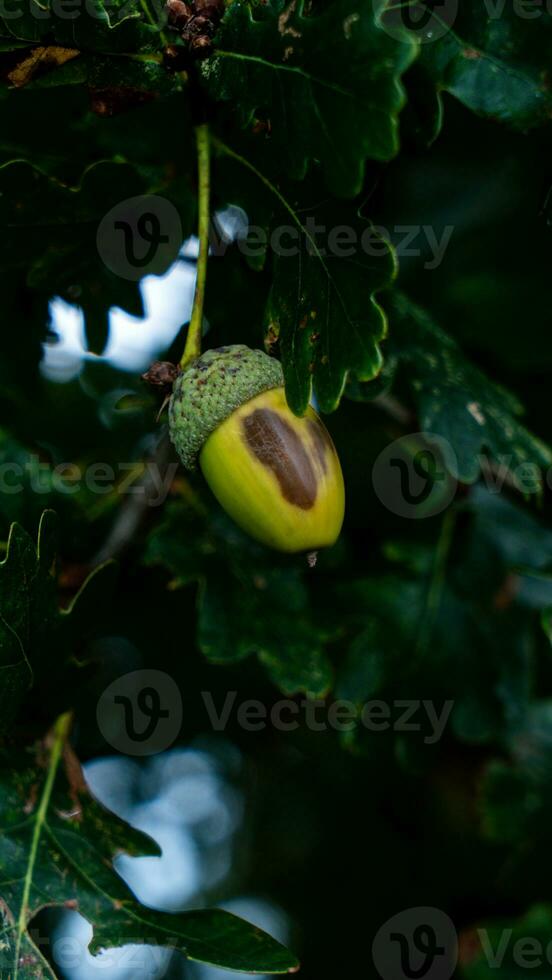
[267,204,397,414]
[210,143,394,416]
[0,0,160,54]
[204,0,415,196]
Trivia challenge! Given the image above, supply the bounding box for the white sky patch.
[42,244,197,383]
[42,207,249,384]
[104,255,197,373]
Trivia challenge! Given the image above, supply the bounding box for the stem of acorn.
[14,711,73,973]
[180,122,211,369]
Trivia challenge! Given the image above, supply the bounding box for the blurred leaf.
[335,490,550,754]
[349,292,552,487]
[0,720,299,976]
[0,159,150,228]
[145,499,333,697]
[479,701,552,846]
[0,86,187,179]
[419,5,552,131]
[0,511,116,735]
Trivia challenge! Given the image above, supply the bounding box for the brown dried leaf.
[7,46,80,88]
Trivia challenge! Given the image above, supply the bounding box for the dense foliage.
[1,0,552,977]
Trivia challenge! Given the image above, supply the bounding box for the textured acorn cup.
[168,345,345,552]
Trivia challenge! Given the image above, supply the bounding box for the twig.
[90,430,175,567]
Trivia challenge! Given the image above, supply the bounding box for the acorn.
[168,345,345,553]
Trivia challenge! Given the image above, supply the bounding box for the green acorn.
[168,345,345,553]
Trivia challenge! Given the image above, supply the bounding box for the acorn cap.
[169,345,284,470]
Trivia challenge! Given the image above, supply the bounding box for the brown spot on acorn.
[242,408,318,509]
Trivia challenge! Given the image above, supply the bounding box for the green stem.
[180,123,211,369]
[14,711,73,979]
